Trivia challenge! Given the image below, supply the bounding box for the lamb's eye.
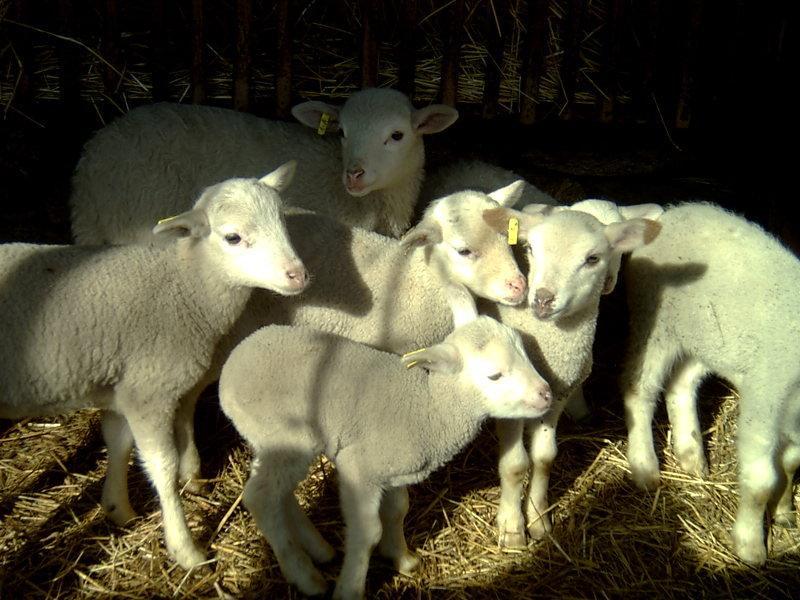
[488,373,503,381]
[224,233,242,245]
[391,131,404,141]
[586,254,600,265]
[457,248,473,257]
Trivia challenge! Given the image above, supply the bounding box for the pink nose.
[532,288,555,318]
[506,274,527,298]
[528,383,553,412]
[285,264,309,290]
[346,168,365,185]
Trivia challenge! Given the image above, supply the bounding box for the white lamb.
[168,182,531,490]
[621,202,800,565]
[218,287,553,599]
[481,202,661,547]
[419,159,558,209]
[70,87,458,243]
[0,163,307,569]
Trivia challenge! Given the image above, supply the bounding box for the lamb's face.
[426,192,527,306]
[454,317,552,419]
[337,88,458,196]
[199,176,308,296]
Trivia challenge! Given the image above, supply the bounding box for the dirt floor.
[1,104,798,599]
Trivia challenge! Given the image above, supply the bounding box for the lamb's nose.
[346,168,365,184]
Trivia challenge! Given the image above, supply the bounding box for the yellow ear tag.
[317,113,330,135]
[157,215,179,226]
[507,217,519,245]
[402,347,427,369]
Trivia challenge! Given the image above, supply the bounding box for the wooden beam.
[57,0,81,111]
[234,0,252,111]
[360,0,379,88]
[274,0,292,117]
[482,0,508,119]
[675,0,704,128]
[397,0,417,97]
[151,0,169,101]
[191,0,206,104]
[559,0,587,119]
[440,0,465,106]
[519,0,551,124]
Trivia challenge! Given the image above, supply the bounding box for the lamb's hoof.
[295,570,328,597]
[526,516,552,541]
[171,543,207,570]
[180,478,209,495]
[774,511,797,529]
[675,449,709,479]
[498,529,527,549]
[104,502,137,526]
[308,539,336,564]
[630,467,661,491]
[735,541,767,566]
[395,551,420,576]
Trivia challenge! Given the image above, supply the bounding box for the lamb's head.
[401,285,552,418]
[292,88,458,197]
[152,161,309,296]
[484,205,661,321]
[400,180,528,305]
[525,199,664,294]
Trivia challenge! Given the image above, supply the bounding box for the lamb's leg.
[378,486,419,575]
[244,452,328,596]
[334,460,383,600]
[101,410,137,525]
[733,398,780,566]
[774,444,800,529]
[665,357,710,478]
[496,418,529,548]
[525,405,564,540]
[284,491,336,564]
[622,345,676,490]
[121,399,205,569]
[174,383,205,493]
[564,387,591,422]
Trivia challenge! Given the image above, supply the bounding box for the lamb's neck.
[374,149,425,237]
[174,241,252,339]
[391,374,486,483]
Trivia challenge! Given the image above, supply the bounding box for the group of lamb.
[1,87,797,598]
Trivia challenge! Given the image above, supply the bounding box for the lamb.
[168,182,531,491]
[218,286,553,599]
[0,163,307,569]
[419,158,558,209]
[620,202,800,565]
[481,202,661,547]
[70,87,458,243]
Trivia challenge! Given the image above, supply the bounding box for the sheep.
[480,202,661,547]
[168,181,532,492]
[419,159,558,209]
[0,163,307,569]
[70,87,458,244]
[218,286,553,599]
[620,202,800,565]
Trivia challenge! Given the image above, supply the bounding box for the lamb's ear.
[604,218,662,253]
[401,343,462,374]
[487,179,526,207]
[152,209,210,239]
[412,104,459,135]
[618,203,664,221]
[522,203,559,216]
[259,160,297,192]
[400,219,443,250]
[482,207,544,242]
[291,100,341,133]
[445,284,479,327]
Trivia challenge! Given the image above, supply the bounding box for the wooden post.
[101,0,120,98]
[234,0,252,111]
[397,0,417,97]
[57,0,81,112]
[360,0,379,88]
[191,0,206,104]
[9,0,35,108]
[559,0,586,119]
[440,0,465,106]
[151,0,169,102]
[519,0,551,124]
[599,0,625,123]
[675,0,704,128]
[275,0,292,117]
[482,0,508,119]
